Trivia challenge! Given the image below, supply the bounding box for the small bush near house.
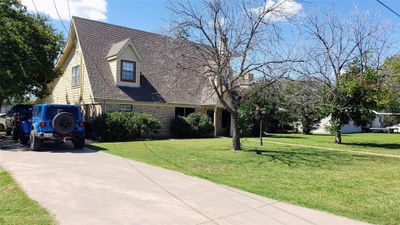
[171,113,214,138]
[91,112,161,141]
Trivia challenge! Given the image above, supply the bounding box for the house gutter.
[93,98,220,108]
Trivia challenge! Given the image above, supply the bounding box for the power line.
[52,0,69,34]
[31,0,38,15]
[66,0,71,19]
[376,0,400,18]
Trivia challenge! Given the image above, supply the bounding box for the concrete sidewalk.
[0,140,371,225]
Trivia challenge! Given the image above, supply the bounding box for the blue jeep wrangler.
[21,104,85,150]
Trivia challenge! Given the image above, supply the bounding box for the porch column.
[213,106,218,137]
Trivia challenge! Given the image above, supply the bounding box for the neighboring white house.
[313,110,400,134]
[313,116,363,134]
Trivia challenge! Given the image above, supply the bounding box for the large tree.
[238,81,296,136]
[282,79,324,135]
[379,55,400,112]
[299,8,390,143]
[167,0,299,150]
[0,0,64,109]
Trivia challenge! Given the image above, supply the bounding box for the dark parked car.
[22,104,85,150]
[0,113,6,132]
[5,104,33,140]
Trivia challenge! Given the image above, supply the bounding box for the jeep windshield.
[45,107,79,120]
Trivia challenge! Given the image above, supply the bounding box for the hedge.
[171,113,214,138]
[90,112,161,141]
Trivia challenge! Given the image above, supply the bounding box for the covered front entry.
[199,107,232,137]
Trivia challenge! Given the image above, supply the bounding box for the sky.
[20,0,400,38]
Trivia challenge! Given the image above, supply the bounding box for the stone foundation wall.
[133,104,175,137]
[104,103,176,137]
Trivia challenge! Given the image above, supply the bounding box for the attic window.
[71,65,80,87]
[121,60,136,82]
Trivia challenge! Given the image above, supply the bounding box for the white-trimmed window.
[120,60,136,82]
[119,104,133,112]
[71,65,80,87]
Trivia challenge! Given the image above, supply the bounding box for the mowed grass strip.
[0,168,55,225]
[92,136,400,225]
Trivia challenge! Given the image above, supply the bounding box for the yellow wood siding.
[45,41,94,105]
[108,59,117,83]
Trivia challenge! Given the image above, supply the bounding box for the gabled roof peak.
[106,38,142,61]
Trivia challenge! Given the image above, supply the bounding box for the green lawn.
[0,168,55,225]
[268,133,400,155]
[92,133,400,225]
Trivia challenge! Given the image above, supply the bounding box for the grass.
[268,133,400,156]
[92,133,400,225]
[0,167,55,225]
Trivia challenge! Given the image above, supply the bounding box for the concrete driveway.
[0,138,370,225]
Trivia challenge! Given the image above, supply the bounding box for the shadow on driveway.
[0,136,97,154]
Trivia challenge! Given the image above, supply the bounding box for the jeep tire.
[12,128,19,141]
[30,131,41,151]
[20,137,29,145]
[19,129,29,145]
[52,112,75,135]
[73,136,85,149]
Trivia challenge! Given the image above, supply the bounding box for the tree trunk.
[231,111,241,151]
[303,127,312,135]
[333,116,342,144]
[335,128,342,144]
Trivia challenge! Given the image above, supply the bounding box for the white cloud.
[251,0,302,22]
[21,0,108,21]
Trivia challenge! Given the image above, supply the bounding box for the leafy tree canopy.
[321,61,384,134]
[379,55,400,113]
[0,0,64,108]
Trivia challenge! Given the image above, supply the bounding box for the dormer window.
[121,60,136,82]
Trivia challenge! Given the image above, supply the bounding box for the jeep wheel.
[19,129,29,145]
[30,131,42,151]
[20,137,29,145]
[52,112,75,135]
[12,128,19,141]
[73,136,85,149]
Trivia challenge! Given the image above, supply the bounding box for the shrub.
[171,113,214,138]
[170,116,192,138]
[91,112,161,141]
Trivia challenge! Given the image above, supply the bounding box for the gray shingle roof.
[106,38,130,58]
[72,16,217,105]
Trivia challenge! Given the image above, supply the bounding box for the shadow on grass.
[87,144,108,151]
[245,149,372,168]
[342,142,400,150]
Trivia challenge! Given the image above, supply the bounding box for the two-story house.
[44,17,232,137]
